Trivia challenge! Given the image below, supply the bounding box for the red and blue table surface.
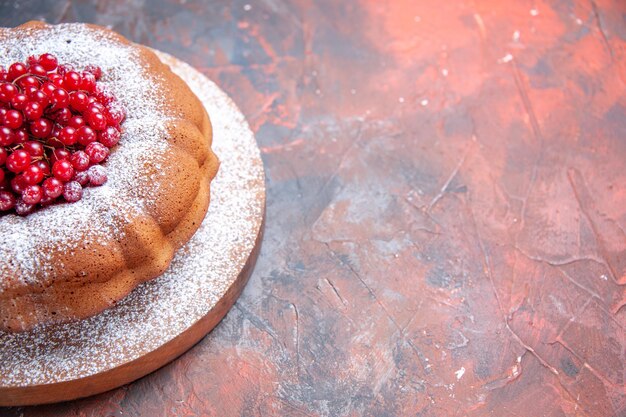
[1,1,625,416]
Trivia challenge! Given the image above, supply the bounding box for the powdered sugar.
[0,23,169,290]
[0,51,265,391]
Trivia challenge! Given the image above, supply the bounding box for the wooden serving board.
[0,51,265,406]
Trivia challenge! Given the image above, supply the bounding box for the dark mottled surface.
[1,1,625,416]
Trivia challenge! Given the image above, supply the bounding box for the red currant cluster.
[0,53,125,216]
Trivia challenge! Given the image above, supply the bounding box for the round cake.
[0,22,219,332]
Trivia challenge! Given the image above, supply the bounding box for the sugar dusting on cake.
[0,52,265,387]
[0,23,169,291]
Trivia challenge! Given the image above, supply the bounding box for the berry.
[34,160,50,176]
[3,109,23,129]
[85,142,109,163]
[10,94,28,110]
[0,83,18,103]
[7,62,27,81]
[70,150,90,171]
[63,181,82,202]
[14,199,35,216]
[16,75,40,90]
[23,102,43,120]
[85,64,102,80]
[87,165,107,186]
[52,159,74,182]
[22,164,45,185]
[106,106,125,125]
[23,141,44,157]
[50,148,70,164]
[13,128,28,144]
[10,175,27,194]
[51,107,72,124]
[28,90,49,107]
[50,88,69,110]
[58,126,77,145]
[81,72,96,92]
[26,55,39,66]
[87,102,105,115]
[0,191,16,211]
[69,115,85,129]
[0,54,124,215]
[76,125,96,146]
[6,150,31,173]
[87,111,107,130]
[98,126,121,147]
[29,64,47,77]
[29,118,53,138]
[39,53,58,71]
[49,72,64,87]
[73,170,90,186]
[63,71,81,91]
[70,91,89,112]
[41,81,57,96]
[22,185,43,204]
[42,177,63,198]
[0,127,14,146]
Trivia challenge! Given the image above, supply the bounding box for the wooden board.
[0,51,266,407]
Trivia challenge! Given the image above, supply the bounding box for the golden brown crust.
[0,22,219,332]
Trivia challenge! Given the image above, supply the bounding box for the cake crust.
[0,22,219,332]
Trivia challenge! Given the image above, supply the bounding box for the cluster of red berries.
[0,53,125,216]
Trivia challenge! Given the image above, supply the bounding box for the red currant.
[23,141,44,157]
[7,62,27,81]
[88,165,107,186]
[81,72,96,92]
[29,64,47,77]
[43,177,64,198]
[58,126,77,145]
[10,94,28,111]
[14,199,35,216]
[85,142,109,163]
[3,109,23,129]
[28,90,50,107]
[13,128,28,144]
[6,150,31,173]
[52,159,74,181]
[76,125,96,146]
[22,185,43,204]
[98,126,121,147]
[88,111,107,130]
[63,181,82,202]
[34,160,50,175]
[50,88,69,110]
[0,83,17,102]
[23,102,43,120]
[73,170,89,186]
[85,64,102,80]
[50,148,70,164]
[39,53,58,71]
[0,190,16,211]
[69,115,85,129]
[0,127,14,146]
[63,71,81,91]
[29,118,53,138]
[51,107,72,124]
[70,150,90,171]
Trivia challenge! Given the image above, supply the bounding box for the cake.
[0,21,219,332]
